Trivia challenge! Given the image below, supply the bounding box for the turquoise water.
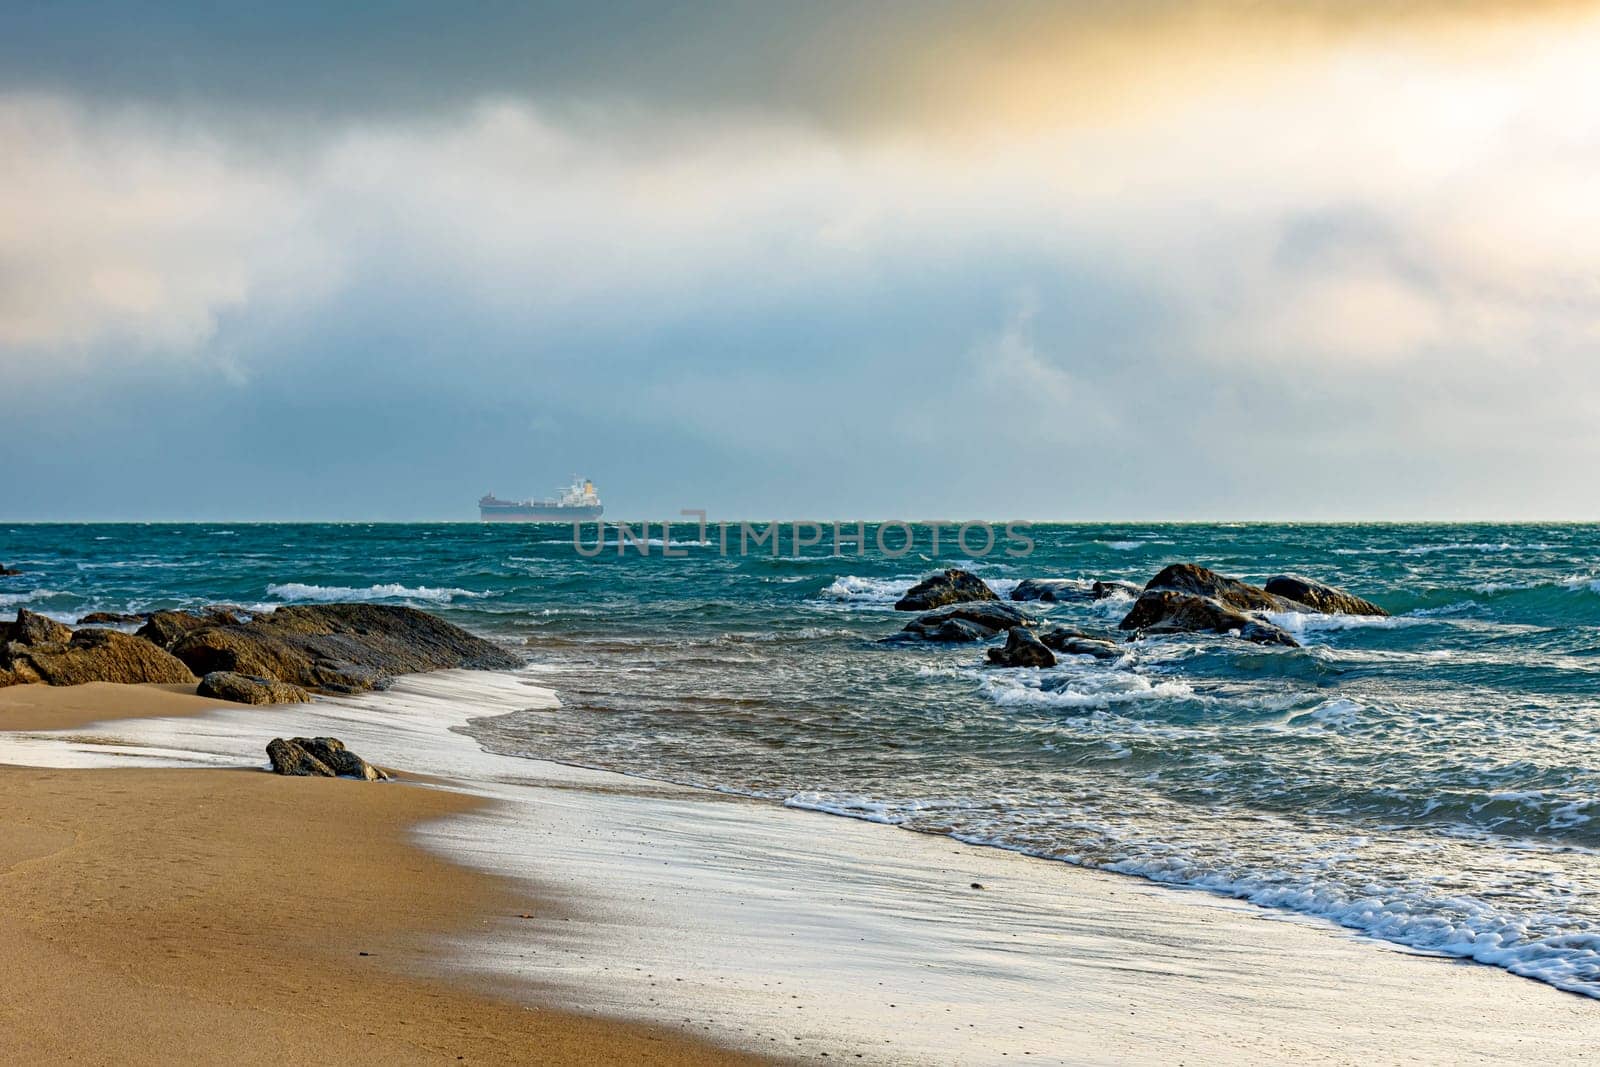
[6,521,1600,995]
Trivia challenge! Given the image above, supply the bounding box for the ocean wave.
[264,582,491,604]
[0,588,61,609]
[1263,610,1417,636]
[815,575,915,606]
[979,667,1189,709]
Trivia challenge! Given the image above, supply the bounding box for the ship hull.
[479,504,604,522]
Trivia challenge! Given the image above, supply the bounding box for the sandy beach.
[2,674,1598,1064]
[0,683,759,1065]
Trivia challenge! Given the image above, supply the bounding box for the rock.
[1119,590,1298,647]
[3,627,198,685]
[266,736,389,780]
[897,601,1035,642]
[1264,575,1388,617]
[1091,580,1143,601]
[0,564,21,577]
[6,608,73,646]
[1142,563,1298,614]
[197,670,310,705]
[894,569,998,611]
[167,603,523,694]
[1010,578,1093,603]
[1037,628,1124,659]
[77,611,148,625]
[986,627,1056,668]
[136,606,253,649]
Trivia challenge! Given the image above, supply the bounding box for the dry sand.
[0,683,761,1065]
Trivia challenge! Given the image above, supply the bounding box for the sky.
[4,0,1600,521]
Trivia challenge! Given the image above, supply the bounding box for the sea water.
[6,521,1600,996]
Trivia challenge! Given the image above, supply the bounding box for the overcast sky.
[4,1,1599,520]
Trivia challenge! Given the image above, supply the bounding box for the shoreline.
[3,673,1598,1062]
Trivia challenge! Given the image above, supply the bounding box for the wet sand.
[0,684,762,1065]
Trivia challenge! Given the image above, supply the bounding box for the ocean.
[6,521,1600,997]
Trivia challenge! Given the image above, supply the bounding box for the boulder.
[894,569,998,611]
[77,611,148,626]
[136,606,253,649]
[3,627,198,685]
[1091,580,1143,601]
[1010,578,1093,603]
[1037,628,1124,659]
[1119,590,1298,647]
[6,608,72,646]
[987,627,1056,668]
[1264,575,1388,617]
[897,601,1035,642]
[266,736,389,781]
[167,603,522,694]
[1142,563,1298,614]
[197,670,311,705]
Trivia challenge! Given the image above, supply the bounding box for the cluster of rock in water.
[0,599,521,780]
[885,563,1390,668]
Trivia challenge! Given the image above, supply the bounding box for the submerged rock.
[266,736,389,780]
[1010,578,1093,603]
[167,603,522,694]
[77,611,148,625]
[894,569,998,611]
[1037,628,1124,659]
[0,564,21,577]
[1264,575,1388,617]
[1119,590,1298,647]
[986,627,1056,668]
[2,625,198,686]
[1091,580,1143,601]
[198,670,310,705]
[897,601,1035,642]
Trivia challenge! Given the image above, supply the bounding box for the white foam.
[815,574,915,605]
[0,588,60,609]
[1264,610,1416,635]
[265,582,491,604]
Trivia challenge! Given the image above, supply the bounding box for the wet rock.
[77,611,148,626]
[897,601,1035,642]
[1091,580,1143,601]
[1119,590,1298,647]
[266,736,389,780]
[894,569,998,611]
[1142,563,1299,614]
[1010,578,1093,603]
[986,627,1056,668]
[0,564,21,577]
[1264,575,1388,617]
[197,670,310,705]
[1037,628,1124,659]
[168,603,523,694]
[3,627,198,685]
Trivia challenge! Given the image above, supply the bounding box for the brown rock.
[6,628,198,685]
[266,736,389,781]
[6,608,73,646]
[197,671,310,705]
[986,627,1056,668]
[895,569,998,611]
[1264,575,1388,617]
[77,611,148,625]
[1119,590,1298,647]
[1142,563,1299,614]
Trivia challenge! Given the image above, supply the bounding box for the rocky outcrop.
[986,627,1056,668]
[1119,591,1298,647]
[2,623,198,685]
[1264,575,1388,617]
[895,569,998,611]
[1010,578,1093,603]
[1037,628,1124,659]
[1091,580,1142,600]
[136,607,251,648]
[6,608,73,647]
[895,601,1035,642]
[198,670,310,705]
[77,611,148,625]
[1142,563,1298,614]
[266,736,389,780]
[166,603,522,694]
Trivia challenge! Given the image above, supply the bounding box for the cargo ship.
[479,477,603,522]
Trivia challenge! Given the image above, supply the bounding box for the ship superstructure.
[479,477,603,522]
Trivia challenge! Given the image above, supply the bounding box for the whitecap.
[265,582,490,604]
